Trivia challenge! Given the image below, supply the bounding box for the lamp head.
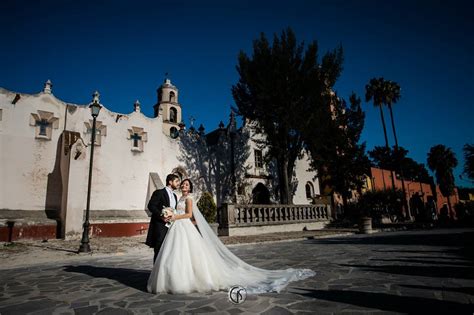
[89,101,102,118]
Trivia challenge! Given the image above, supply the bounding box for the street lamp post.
[78,92,102,253]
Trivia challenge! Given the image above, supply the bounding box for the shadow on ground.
[305,230,473,248]
[399,284,474,296]
[290,288,474,313]
[63,265,150,292]
[305,230,474,262]
[338,262,474,279]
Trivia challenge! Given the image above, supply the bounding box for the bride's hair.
[180,179,193,193]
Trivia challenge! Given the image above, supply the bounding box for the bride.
[147,179,315,294]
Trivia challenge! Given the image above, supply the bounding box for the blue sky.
[1,0,473,187]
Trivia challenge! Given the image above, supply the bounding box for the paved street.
[1,228,473,314]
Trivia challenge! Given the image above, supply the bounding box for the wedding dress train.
[147,195,315,294]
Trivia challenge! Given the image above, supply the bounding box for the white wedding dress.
[147,195,315,294]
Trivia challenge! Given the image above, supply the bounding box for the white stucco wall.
[293,154,320,204]
[0,90,64,211]
[0,87,183,217]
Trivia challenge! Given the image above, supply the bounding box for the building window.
[169,91,176,102]
[29,110,59,140]
[131,133,142,147]
[128,127,147,152]
[305,182,314,199]
[170,107,177,123]
[170,127,179,139]
[254,149,263,168]
[37,119,50,136]
[0,108,3,121]
[84,120,107,146]
[237,184,246,195]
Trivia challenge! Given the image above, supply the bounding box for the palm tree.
[365,78,397,188]
[427,145,458,217]
[366,78,409,218]
[381,80,409,217]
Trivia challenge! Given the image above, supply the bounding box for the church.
[0,79,322,241]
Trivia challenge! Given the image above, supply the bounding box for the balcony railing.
[218,202,331,228]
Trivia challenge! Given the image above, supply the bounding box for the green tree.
[306,93,370,210]
[369,145,405,170]
[369,145,431,183]
[197,192,217,223]
[463,144,474,181]
[427,144,458,216]
[232,28,343,204]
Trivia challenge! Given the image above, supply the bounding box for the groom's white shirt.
[165,186,177,209]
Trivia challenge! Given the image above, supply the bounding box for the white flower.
[161,206,175,228]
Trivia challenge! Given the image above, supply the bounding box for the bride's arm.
[172,198,193,221]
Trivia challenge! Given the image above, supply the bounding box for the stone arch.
[170,127,179,139]
[169,107,178,123]
[169,91,176,102]
[252,183,270,204]
[305,181,314,199]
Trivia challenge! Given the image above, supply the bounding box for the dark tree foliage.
[232,27,343,204]
[463,144,474,181]
[305,92,371,208]
[427,144,458,215]
[368,146,431,183]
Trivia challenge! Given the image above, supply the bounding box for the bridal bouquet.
[161,206,175,228]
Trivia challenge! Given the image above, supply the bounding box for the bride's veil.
[191,197,315,293]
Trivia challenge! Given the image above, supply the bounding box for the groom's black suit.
[146,187,177,262]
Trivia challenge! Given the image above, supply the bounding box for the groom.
[146,173,180,262]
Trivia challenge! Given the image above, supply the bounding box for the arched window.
[169,107,177,123]
[170,127,179,139]
[305,182,314,199]
[169,91,176,102]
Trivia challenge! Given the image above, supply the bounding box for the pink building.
[369,167,459,218]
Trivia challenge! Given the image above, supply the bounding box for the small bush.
[197,192,217,223]
[455,201,474,225]
[357,189,403,219]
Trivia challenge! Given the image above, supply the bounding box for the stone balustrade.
[218,202,331,236]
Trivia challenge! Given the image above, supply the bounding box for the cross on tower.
[131,133,142,147]
[36,119,50,136]
[86,126,101,144]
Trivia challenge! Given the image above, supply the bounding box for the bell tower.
[154,78,182,138]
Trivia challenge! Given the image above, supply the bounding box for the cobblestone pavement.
[0,228,473,314]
